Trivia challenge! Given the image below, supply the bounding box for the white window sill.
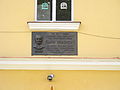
[27,21,81,30]
[0,57,120,70]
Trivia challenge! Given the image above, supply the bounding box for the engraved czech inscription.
[32,32,77,55]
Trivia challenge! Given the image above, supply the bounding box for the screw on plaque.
[47,74,54,81]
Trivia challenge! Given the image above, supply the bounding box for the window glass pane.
[37,0,52,21]
[56,0,71,21]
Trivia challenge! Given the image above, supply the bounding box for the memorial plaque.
[32,32,77,55]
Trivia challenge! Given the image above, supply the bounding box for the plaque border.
[31,32,78,56]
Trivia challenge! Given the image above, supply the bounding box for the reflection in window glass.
[60,2,67,10]
[56,0,71,21]
[37,0,52,21]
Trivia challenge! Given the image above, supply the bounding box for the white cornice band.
[0,58,120,70]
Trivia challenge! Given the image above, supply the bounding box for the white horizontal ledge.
[27,21,81,30]
[0,57,120,70]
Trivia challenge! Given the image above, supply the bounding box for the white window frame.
[35,0,74,21]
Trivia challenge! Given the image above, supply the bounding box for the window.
[35,0,73,21]
[36,0,52,21]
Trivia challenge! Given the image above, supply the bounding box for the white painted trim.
[0,58,120,70]
[27,22,80,30]
[35,0,37,21]
[71,0,74,21]
[52,0,56,21]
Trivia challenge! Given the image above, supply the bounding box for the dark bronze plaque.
[32,32,77,55]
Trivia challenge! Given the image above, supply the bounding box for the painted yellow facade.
[0,0,120,90]
[0,70,120,90]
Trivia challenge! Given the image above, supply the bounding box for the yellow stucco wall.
[0,0,120,57]
[0,70,120,90]
[0,0,120,90]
